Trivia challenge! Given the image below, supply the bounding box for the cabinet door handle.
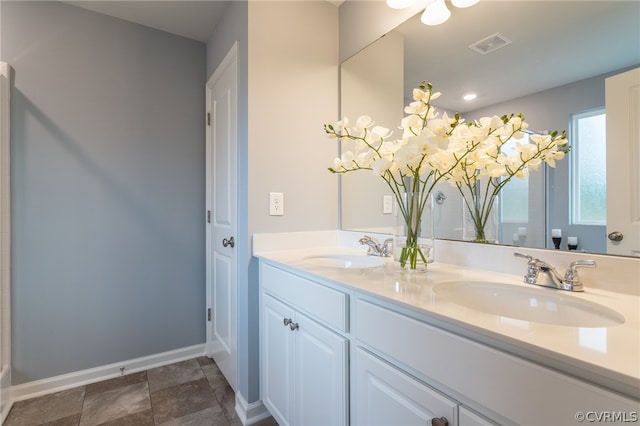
[289,322,299,331]
[222,236,235,248]
[283,318,292,327]
[431,417,449,426]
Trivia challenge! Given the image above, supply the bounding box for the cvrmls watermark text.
[575,411,638,423]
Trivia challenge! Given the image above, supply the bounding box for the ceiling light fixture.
[386,0,418,9]
[463,93,477,101]
[387,0,480,26]
[421,0,451,26]
[451,0,480,8]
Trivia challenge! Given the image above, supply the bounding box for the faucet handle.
[514,252,546,266]
[563,260,596,291]
[514,252,540,283]
[359,235,386,256]
[568,259,596,269]
[382,238,394,256]
[358,235,375,244]
[513,251,533,262]
[514,251,551,267]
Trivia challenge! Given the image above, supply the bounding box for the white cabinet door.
[353,346,458,426]
[295,311,348,426]
[262,292,349,426]
[261,294,295,426]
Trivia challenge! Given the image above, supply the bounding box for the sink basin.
[433,281,625,327]
[304,254,384,269]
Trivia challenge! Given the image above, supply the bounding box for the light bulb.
[451,0,480,8]
[386,0,416,9]
[421,0,451,26]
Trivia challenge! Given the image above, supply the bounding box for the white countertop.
[253,232,640,400]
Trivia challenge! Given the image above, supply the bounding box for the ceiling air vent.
[469,33,512,55]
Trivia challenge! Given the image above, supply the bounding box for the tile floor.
[4,357,278,426]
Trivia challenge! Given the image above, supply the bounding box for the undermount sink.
[304,254,384,269]
[433,281,625,328]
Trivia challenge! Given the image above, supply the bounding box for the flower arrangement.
[447,116,568,242]
[324,81,569,268]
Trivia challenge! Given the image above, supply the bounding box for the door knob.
[608,231,623,242]
[222,236,235,248]
[431,417,449,426]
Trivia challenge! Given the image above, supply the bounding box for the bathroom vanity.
[254,231,640,426]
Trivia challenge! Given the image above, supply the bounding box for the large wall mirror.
[340,0,640,257]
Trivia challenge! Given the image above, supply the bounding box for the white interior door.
[606,67,640,257]
[206,43,238,391]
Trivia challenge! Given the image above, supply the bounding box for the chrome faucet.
[359,235,393,257]
[514,252,596,292]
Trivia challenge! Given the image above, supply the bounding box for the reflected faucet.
[514,252,596,292]
[359,235,393,257]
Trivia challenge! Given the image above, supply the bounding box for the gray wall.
[1,1,206,384]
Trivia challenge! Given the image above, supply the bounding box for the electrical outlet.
[269,192,284,216]
[383,195,393,214]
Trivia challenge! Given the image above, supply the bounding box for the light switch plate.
[383,195,393,214]
[269,192,284,216]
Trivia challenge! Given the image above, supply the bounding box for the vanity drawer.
[261,263,348,332]
[354,298,639,425]
[354,298,439,377]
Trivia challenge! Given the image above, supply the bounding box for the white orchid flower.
[544,150,565,167]
[371,158,392,176]
[405,101,428,115]
[340,151,356,168]
[371,126,393,140]
[355,115,374,130]
[401,114,424,131]
[356,150,376,168]
[485,163,507,177]
[413,88,428,102]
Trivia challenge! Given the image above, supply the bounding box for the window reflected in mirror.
[571,109,607,226]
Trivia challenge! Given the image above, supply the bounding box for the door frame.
[0,61,12,423]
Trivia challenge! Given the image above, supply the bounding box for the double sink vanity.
[253,231,640,425]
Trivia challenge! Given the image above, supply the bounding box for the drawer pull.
[283,318,292,327]
[431,417,449,426]
[289,322,299,331]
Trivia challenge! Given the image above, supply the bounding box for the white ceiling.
[394,1,640,112]
[65,1,231,42]
[65,0,639,113]
[65,0,344,43]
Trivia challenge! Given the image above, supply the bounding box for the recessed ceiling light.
[463,93,477,101]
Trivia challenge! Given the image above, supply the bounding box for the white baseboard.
[11,344,206,402]
[1,367,12,425]
[235,392,270,425]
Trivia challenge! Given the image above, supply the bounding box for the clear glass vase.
[393,192,434,271]
[461,185,500,244]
